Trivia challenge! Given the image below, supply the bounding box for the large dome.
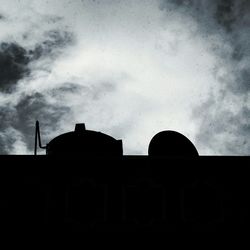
[46,124,123,156]
[148,131,199,157]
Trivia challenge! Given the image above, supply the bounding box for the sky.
[0,0,249,155]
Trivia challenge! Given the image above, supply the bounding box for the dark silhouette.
[0,121,240,232]
[148,130,199,157]
[36,122,198,157]
[0,122,250,231]
[35,121,123,156]
[1,155,249,232]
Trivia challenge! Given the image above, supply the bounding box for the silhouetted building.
[0,122,248,232]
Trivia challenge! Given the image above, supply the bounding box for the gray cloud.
[0,42,30,93]
[0,88,76,154]
[0,12,75,154]
[159,0,250,154]
[14,92,72,152]
[30,30,73,61]
[0,29,74,93]
[0,107,17,154]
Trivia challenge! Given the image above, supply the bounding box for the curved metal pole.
[34,121,46,155]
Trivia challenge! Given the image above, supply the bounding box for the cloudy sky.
[0,0,249,155]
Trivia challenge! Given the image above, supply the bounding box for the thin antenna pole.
[34,121,38,155]
[34,121,46,155]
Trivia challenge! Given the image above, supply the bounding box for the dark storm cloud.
[215,0,236,31]
[160,0,244,32]
[14,92,72,152]
[0,30,74,93]
[232,69,250,94]
[0,91,72,154]
[0,25,75,153]
[30,30,73,60]
[160,0,250,154]
[0,42,30,93]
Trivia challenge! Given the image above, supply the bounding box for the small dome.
[148,131,199,157]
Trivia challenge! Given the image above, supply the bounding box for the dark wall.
[0,156,249,232]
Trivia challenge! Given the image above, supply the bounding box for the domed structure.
[45,124,123,156]
[148,131,199,157]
